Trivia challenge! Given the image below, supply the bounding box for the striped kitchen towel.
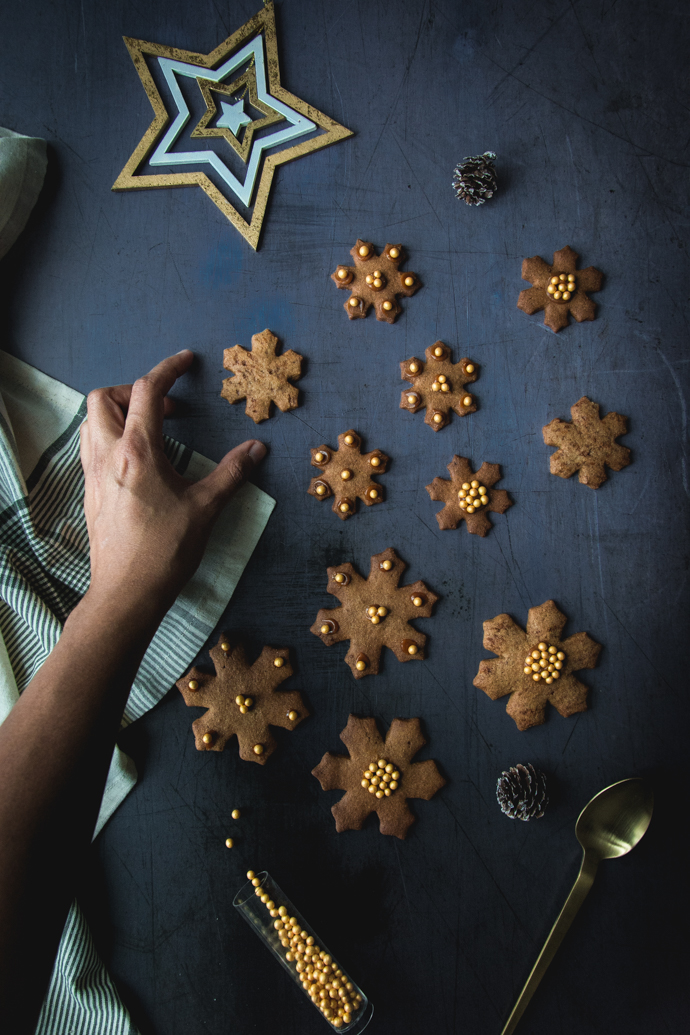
[0,349,275,1033]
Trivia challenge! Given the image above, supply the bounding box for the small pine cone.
[452,151,497,206]
[496,763,548,821]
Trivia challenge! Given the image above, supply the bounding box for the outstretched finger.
[193,439,267,517]
[125,350,194,442]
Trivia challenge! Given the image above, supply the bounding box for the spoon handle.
[499,850,599,1035]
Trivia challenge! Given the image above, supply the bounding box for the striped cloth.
[0,350,275,1033]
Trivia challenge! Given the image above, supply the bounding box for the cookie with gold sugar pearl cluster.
[517,245,603,333]
[311,547,438,679]
[400,342,478,431]
[177,638,308,763]
[426,456,512,536]
[331,239,421,323]
[312,715,446,839]
[473,600,602,731]
[308,429,388,520]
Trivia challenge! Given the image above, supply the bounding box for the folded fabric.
[0,126,47,261]
[0,350,275,1034]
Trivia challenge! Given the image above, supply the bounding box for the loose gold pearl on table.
[389,247,399,258]
[407,643,418,655]
[409,362,419,373]
[253,743,264,755]
[433,413,443,424]
[434,346,444,357]
[274,656,285,668]
[370,455,381,466]
[221,642,230,652]
[188,680,198,690]
[202,732,214,745]
[377,606,387,616]
[315,484,327,495]
[349,297,360,307]
[344,434,355,444]
[404,276,414,286]
[412,596,423,607]
[382,301,393,311]
[463,395,473,406]
[334,572,346,583]
[356,659,366,671]
[465,363,475,373]
[225,838,234,848]
[339,503,350,513]
[232,809,241,819]
[382,559,393,570]
[287,710,298,721]
[358,245,370,257]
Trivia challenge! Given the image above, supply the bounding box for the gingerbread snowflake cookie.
[400,342,478,431]
[517,246,603,332]
[426,457,512,536]
[312,715,446,839]
[473,600,601,731]
[543,396,631,489]
[331,240,420,323]
[177,638,308,763]
[221,328,303,422]
[311,547,438,679]
[308,430,388,520]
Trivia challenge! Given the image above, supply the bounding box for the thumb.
[194,439,267,513]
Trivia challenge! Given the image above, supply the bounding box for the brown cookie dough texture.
[221,328,303,423]
[310,547,438,679]
[517,245,603,333]
[177,638,308,764]
[400,342,478,431]
[543,396,631,489]
[331,240,420,323]
[312,715,446,839]
[426,456,512,537]
[308,429,388,520]
[473,600,601,731]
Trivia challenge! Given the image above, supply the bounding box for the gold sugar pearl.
[339,503,350,513]
[551,276,560,285]
[545,676,554,684]
[377,606,388,616]
[469,488,478,497]
[337,269,348,279]
[221,642,230,652]
[361,779,369,788]
[315,485,327,495]
[355,660,367,671]
[382,301,393,311]
[480,495,489,505]
[232,809,241,819]
[412,596,423,607]
[460,500,468,509]
[390,779,398,789]
[524,666,532,674]
[314,451,326,463]
[279,906,287,916]
[368,785,376,794]
[188,680,199,690]
[557,651,565,660]
[373,278,383,288]
[369,489,379,499]
[385,764,393,773]
[466,505,475,513]
[349,297,360,307]
[389,247,400,258]
[253,743,264,755]
[553,291,562,299]
[532,673,541,682]
[202,732,214,745]
[409,362,419,373]
[365,274,373,285]
[407,394,417,405]
[370,456,381,466]
[225,838,234,848]
[407,643,418,655]
[378,759,387,768]
[465,363,475,373]
[471,480,479,488]
[559,274,566,281]
[538,642,546,650]
[334,573,346,583]
[320,624,330,634]
[274,657,285,668]
[462,482,470,490]
[531,663,540,672]
[252,877,261,887]
[382,560,393,570]
[344,434,355,445]
[437,375,446,383]
[236,695,244,705]
[404,275,414,286]
[458,489,466,498]
[568,274,575,282]
[562,291,571,300]
[434,346,444,357]
[433,413,443,424]
[367,606,377,616]
[547,284,555,294]
[375,790,384,798]
[478,485,486,493]
[554,661,563,670]
[373,270,382,278]
[370,615,380,624]
[340,469,352,480]
[358,245,370,257]
[287,710,298,721]
[462,395,473,406]
[441,383,450,391]
[548,646,557,654]
[432,381,440,391]
[247,870,255,879]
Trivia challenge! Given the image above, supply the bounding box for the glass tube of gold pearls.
[234,872,374,1033]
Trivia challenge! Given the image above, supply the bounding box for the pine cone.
[452,151,497,206]
[496,763,548,821]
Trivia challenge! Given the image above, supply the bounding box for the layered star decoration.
[112,2,353,249]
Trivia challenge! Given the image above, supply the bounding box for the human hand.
[79,350,266,628]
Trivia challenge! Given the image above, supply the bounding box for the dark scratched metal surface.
[1,1,689,1032]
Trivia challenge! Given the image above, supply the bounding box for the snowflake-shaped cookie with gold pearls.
[400,341,478,431]
[331,239,421,323]
[307,429,388,520]
[517,245,603,333]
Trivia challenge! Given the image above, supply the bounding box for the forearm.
[0,589,164,1022]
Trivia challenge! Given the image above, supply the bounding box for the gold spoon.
[500,777,654,1035]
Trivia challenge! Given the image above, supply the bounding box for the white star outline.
[150,35,316,208]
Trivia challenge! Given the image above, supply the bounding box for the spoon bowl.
[575,777,654,860]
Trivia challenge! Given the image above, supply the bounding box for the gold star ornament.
[112,2,353,249]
